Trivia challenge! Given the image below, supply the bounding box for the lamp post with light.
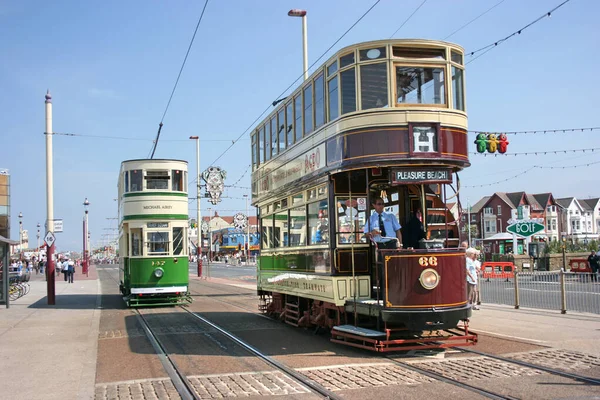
[243,194,250,264]
[18,212,23,261]
[288,9,308,81]
[83,198,90,276]
[36,223,40,263]
[189,136,202,277]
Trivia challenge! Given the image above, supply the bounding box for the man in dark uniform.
[588,250,599,282]
[403,209,426,249]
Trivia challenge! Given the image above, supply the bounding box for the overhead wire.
[51,132,245,142]
[148,0,210,159]
[469,126,599,136]
[206,0,382,167]
[388,0,428,38]
[444,0,506,40]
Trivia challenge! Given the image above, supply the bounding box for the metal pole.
[190,136,202,277]
[559,268,567,314]
[85,210,89,276]
[19,215,22,260]
[82,217,86,275]
[45,90,55,305]
[514,270,520,309]
[467,199,471,246]
[244,194,250,265]
[208,208,212,280]
[302,14,308,81]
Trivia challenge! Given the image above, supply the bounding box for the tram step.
[284,302,300,327]
[332,325,386,337]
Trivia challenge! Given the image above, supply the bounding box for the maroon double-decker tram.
[251,39,476,352]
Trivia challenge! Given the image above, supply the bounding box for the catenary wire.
[148,0,210,159]
[206,0,381,167]
[444,0,506,40]
[388,0,428,38]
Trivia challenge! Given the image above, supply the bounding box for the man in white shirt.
[363,197,403,250]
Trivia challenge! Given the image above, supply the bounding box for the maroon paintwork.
[382,249,467,308]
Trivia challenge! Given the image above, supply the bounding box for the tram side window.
[308,200,328,245]
[124,171,129,193]
[264,124,271,162]
[270,116,278,158]
[131,229,142,256]
[172,227,184,255]
[274,211,288,247]
[304,83,313,136]
[259,126,265,164]
[341,68,356,115]
[172,170,184,192]
[130,170,143,192]
[360,63,388,110]
[277,108,286,153]
[314,74,324,129]
[289,206,306,246]
[328,76,339,121]
[396,66,445,105]
[147,231,169,255]
[146,170,169,190]
[294,95,302,143]
[261,216,273,249]
[452,66,465,111]
[285,102,294,147]
[251,133,258,169]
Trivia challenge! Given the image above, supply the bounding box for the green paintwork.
[127,257,189,288]
[124,192,187,197]
[123,214,188,221]
[258,250,329,273]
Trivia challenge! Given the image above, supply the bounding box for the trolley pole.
[190,136,202,277]
[45,90,56,305]
[244,194,250,265]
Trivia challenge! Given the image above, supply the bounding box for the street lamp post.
[207,207,213,263]
[243,194,250,265]
[18,212,23,261]
[83,198,90,276]
[189,136,202,277]
[36,223,40,262]
[45,90,56,305]
[288,9,308,81]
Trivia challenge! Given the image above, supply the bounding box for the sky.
[1,0,598,252]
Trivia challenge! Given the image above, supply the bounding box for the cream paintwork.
[122,197,188,218]
[258,272,371,306]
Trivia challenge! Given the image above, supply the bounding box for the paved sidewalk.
[0,266,101,400]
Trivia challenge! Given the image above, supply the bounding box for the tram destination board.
[391,168,452,184]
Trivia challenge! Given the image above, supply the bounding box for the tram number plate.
[419,256,438,267]
[151,261,166,266]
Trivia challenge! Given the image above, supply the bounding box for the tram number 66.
[418,256,438,267]
[151,261,166,266]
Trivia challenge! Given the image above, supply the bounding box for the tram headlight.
[153,268,164,278]
[419,268,440,290]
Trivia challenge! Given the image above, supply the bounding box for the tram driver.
[364,197,403,249]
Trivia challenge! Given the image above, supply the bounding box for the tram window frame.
[131,228,142,256]
[147,231,169,255]
[124,171,129,193]
[360,61,389,110]
[327,60,338,76]
[294,95,303,143]
[303,83,313,136]
[341,67,357,115]
[172,170,184,192]
[359,46,386,61]
[251,133,258,169]
[259,127,265,165]
[261,215,273,249]
[130,169,143,192]
[264,123,271,162]
[308,200,329,246]
[335,196,368,244]
[340,51,355,68]
[274,211,288,248]
[270,116,278,158]
[314,73,325,129]
[285,101,294,147]
[451,50,463,65]
[395,65,446,106]
[172,227,185,255]
[327,75,339,121]
[146,170,170,190]
[289,206,307,247]
[277,108,286,153]
[452,65,465,111]
[392,47,446,60]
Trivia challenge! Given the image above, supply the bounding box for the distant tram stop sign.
[506,221,544,237]
[44,231,56,247]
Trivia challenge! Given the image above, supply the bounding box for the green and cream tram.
[118,159,191,307]
[251,39,476,351]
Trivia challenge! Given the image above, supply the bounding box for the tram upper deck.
[251,39,468,205]
[118,159,189,222]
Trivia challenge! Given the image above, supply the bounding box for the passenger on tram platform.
[403,209,426,249]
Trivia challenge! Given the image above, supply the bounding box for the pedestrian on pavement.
[62,258,69,281]
[465,247,480,310]
[67,259,75,283]
[56,259,63,276]
[587,250,599,282]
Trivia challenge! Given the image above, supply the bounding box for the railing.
[479,271,600,315]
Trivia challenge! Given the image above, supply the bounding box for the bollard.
[560,269,567,314]
[197,259,202,277]
[514,270,520,309]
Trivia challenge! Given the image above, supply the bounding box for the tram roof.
[121,159,188,164]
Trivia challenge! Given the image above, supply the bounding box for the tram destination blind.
[391,168,452,184]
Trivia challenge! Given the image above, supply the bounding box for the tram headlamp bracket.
[419,268,440,290]
[153,268,164,278]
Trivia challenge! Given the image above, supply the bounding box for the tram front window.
[131,229,142,256]
[146,170,169,190]
[172,227,184,255]
[130,170,142,192]
[396,66,445,105]
[308,201,328,245]
[147,231,169,255]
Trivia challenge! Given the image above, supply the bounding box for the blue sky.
[1,0,598,252]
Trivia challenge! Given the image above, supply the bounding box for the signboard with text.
[507,221,544,237]
[54,219,63,233]
[391,168,452,184]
